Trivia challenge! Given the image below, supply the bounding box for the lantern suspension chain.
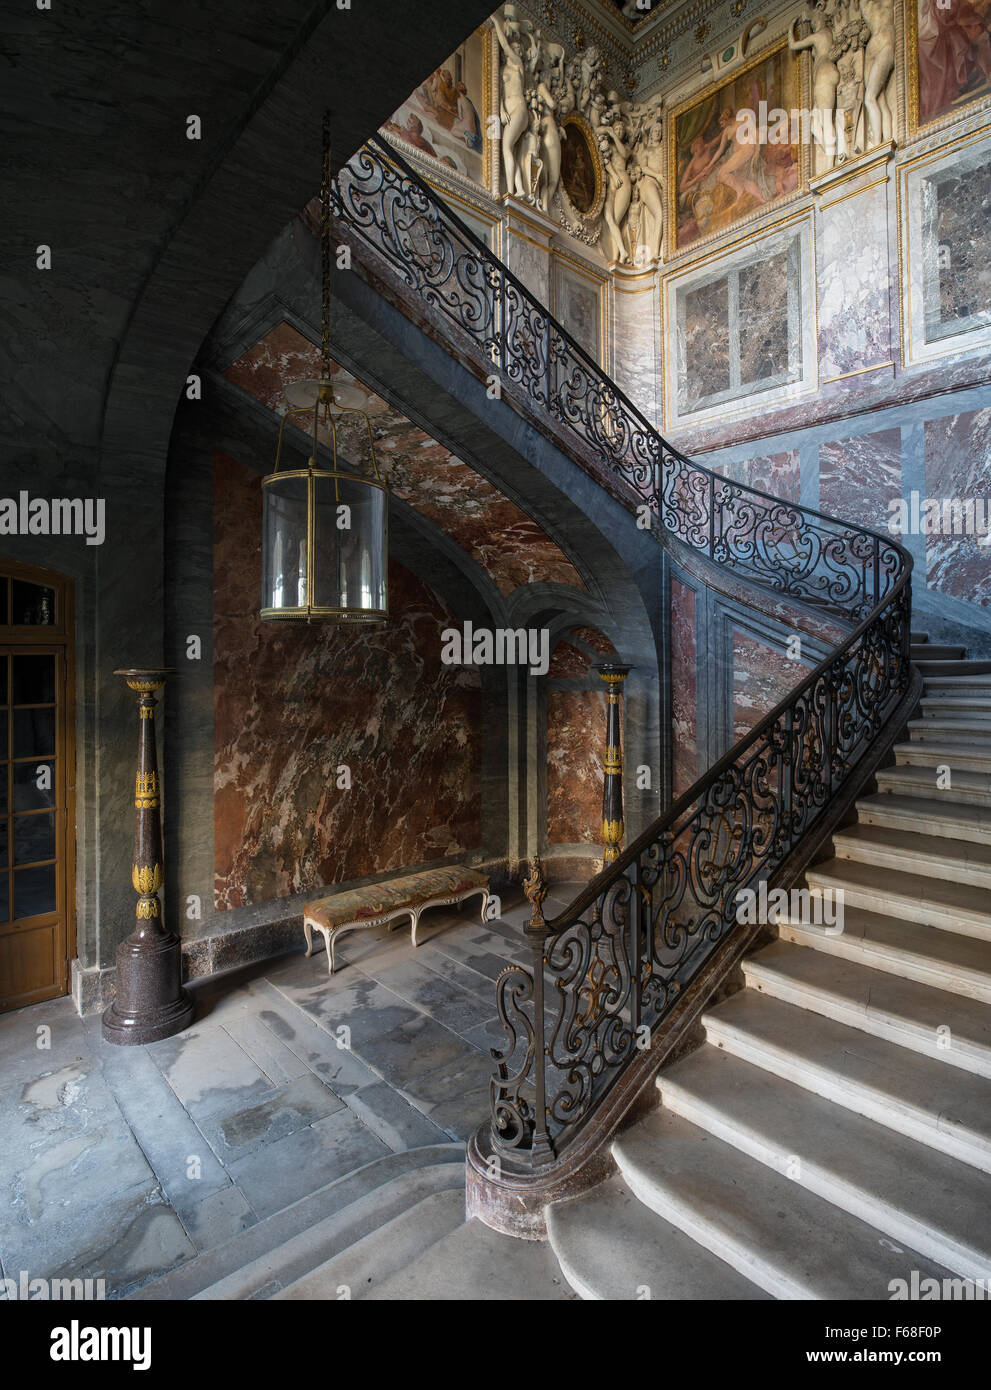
[321,111,332,377]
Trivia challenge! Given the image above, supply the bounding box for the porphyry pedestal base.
[102,929,194,1045]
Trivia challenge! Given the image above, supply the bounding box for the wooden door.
[0,566,75,1012]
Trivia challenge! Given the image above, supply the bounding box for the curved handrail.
[329,135,913,1163]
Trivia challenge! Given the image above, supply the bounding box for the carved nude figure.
[492,8,529,198]
[599,120,632,264]
[859,0,895,145]
[629,113,664,262]
[788,5,843,168]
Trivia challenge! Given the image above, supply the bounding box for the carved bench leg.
[410,907,422,949]
[303,917,314,957]
[478,889,490,923]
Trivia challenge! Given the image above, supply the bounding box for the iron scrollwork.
[329,135,913,1164]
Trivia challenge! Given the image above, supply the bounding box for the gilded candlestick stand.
[102,669,194,1044]
[596,664,632,866]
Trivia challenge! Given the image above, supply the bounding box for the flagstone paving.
[0,886,575,1298]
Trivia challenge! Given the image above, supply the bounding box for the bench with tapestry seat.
[302,865,490,973]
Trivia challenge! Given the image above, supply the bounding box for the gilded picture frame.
[906,0,991,133]
[558,113,607,233]
[667,37,809,254]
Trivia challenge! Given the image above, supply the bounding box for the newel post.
[523,856,554,1164]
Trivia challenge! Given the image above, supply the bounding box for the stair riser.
[615,1159,814,1301]
[923,682,991,698]
[741,964,991,1080]
[702,1017,991,1174]
[832,840,991,891]
[915,662,991,676]
[920,702,991,718]
[855,804,991,847]
[805,873,991,942]
[911,646,966,661]
[875,773,991,808]
[910,726,991,746]
[658,1079,991,1283]
[895,747,991,774]
[778,921,991,1006]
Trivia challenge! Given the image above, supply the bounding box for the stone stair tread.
[910,716,991,735]
[914,660,991,676]
[657,1047,991,1280]
[876,764,991,804]
[922,673,991,688]
[807,858,991,938]
[273,1187,467,1299]
[910,632,930,643]
[129,1143,464,1300]
[778,905,991,1003]
[367,1215,577,1300]
[702,991,991,1169]
[612,1108,953,1300]
[894,741,991,771]
[833,821,991,875]
[546,1175,769,1301]
[857,792,991,838]
[192,1160,466,1300]
[921,697,991,712]
[743,939,991,1073]
[911,644,966,660]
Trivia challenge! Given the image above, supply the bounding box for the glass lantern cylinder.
[260,381,388,623]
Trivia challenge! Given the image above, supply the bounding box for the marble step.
[656,1047,991,1283]
[909,716,991,745]
[831,822,991,890]
[855,792,991,845]
[778,906,991,1005]
[894,740,991,774]
[875,763,991,807]
[129,1144,464,1301]
[910,632,930,644]
[805,858,991,942]
[920,696,991,719]
[702,991,991,1172]
[273,1187,467,1299]
[196,1161,466,1300]
[742,939,991,1078]
[612,1108,953,1300]
[922,674,991,698]
[546,1175,768,1301]
[911,644,966,662]
[913,659,991,677]
[368,1216,577,1300]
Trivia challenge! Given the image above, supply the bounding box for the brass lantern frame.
[260,378,388,623]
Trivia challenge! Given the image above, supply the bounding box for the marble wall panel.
[924,408,991,608]
[817,181,891,380]
[819,428,903,532]
[225,322,584,596]
[213,452,483,909]
[546,688,605,846]
[715,451,801,504]
[670,577,697,800]
[732,629,811,741]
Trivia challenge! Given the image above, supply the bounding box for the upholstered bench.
[303,866,490,974]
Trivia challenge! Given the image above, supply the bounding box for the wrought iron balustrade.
[330,135,913,1163]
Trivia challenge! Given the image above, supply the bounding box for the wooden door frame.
[0,560,76,1007]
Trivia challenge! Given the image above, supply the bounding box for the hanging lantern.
[260,115,389,624]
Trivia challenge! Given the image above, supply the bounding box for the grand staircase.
[137,141,986,1301]
[547,633,991,1299]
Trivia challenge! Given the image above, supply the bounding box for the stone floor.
[0,884,577,1299]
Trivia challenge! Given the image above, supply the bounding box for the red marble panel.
[732,628,811,742]
[546,689,605,845]
[224,322,585,597]
[214,451,482,910]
